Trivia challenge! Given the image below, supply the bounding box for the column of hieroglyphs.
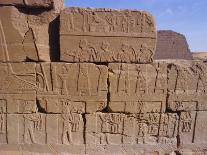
[0,0,207,154]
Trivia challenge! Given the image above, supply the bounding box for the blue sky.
[65,0,207,52]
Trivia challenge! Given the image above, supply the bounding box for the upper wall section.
[154,30,193,60]
[60,7,157,63]
[0,0,64,12]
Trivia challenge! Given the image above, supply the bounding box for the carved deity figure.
[23,113,42,144]
[181,112,192,132]
[98,41,116,62]
[59,65,69,95]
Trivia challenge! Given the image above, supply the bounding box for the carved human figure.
[77,39,97,62]
[121,15,128,33]
[62,112,73,144]
[59,65,69,95]
[105,13,116,32]
[135,66,146,94]
[98,41,116,62]
[23,113,42,144]
[154,64,166,93]
[108,114,123,134]
[180,112,192,132]
[117,64,129,94]
[78,64,90,96]
[176,67,187,93]
[159,114,169,136]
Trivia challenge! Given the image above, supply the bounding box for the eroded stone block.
[109,63,167,113]
[167,61,207,111]
[36,63,108,113]
[60,7,156,63]
[0,6,60,62]
[0,63,36,94]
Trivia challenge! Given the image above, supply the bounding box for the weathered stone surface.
[0,6,60,62]
[154,30,193,60]
[167,61,207,111]
[0,63,36,94]
[192,52,207,62]
[60,7,156,63]
[0,0,64,12]
[108,63,167,113]
[36,63,108,113]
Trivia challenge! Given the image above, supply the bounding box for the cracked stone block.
[0,6,60,62]
[0,0,64,12]
[154,30,193,60]
[36,63,108,113]
[60,7,156,63]
[167,61,207,112]
[108,63,167,113]
[86,113,178,154]
[0,63,36,94]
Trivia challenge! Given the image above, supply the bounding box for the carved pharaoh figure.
[78,64,90,96]
[135,66,146,94]
[117,64,129,94]
[117,43,135,62]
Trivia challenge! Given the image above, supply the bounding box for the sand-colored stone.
[0,6,60,62]
[0,0,64,12]
[155,30,193,60]
[60,7,156,63]
[108,63,167,113]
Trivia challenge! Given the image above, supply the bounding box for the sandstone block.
[108,63,167,113]
[0,6,60,62]
[154,30,193,60]
[36,63,108,113]
[60,7,156,63]
[167,61,207,111]
[0,0,64,12]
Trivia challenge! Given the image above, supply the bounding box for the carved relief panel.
[167,62,207,111]
[109,63,167,112]
[60,8,156,63]
[86,113,178,145]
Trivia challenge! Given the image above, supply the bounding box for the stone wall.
[0,1,207,155]
[155,30,193,60]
